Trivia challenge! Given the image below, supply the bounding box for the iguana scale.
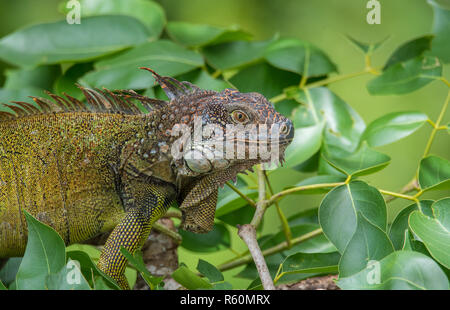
[0,68,294,289]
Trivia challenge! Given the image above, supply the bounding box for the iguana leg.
[97,181,175,289]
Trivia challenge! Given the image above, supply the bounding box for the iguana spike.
[31,96,63,113]
[101,88,123,112]
[11,101,40,114]
[118,89,167,112]
[77,85,102,112]
[0,110,16,120]
[90,88,113,112]
[63,93,88,111]
[140,67,187,101]
[45,91,71,111]
[29,96,52,112]
[4,104,27,117]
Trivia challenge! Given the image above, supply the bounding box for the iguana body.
[0,68,293,289]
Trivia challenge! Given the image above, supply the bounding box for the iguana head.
[141,68,294,233]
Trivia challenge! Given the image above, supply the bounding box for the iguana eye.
[231,110,249,124]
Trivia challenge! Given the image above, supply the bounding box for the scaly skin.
[0,68,294,289]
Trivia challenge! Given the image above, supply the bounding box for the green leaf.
[203,38,275,71]
[54,63,94,99]
[215,177,257,217]
[0,257,22,287]
[120,248,163,290]
[418,155,450,191]
[0,280,6,290]
[172,265,212,289]
[428,0,450,63]
[180,222,230,253]
[175,69,232,92]
[167,22,252,47]
[383,36,434,70]
[361,111,428,147]
[0,16,149,67]
[15,211,66,290]
[339,213,394,277]
[322,143,390,177]
[277,252,340,280]
[197,259,224,283]
[337,251,449,290]
[389,200,433,250]
[277,252,341,282]
[409,198,450,268]
[283,175,346,195]
[66,0,166,39]
[346,35,389,54]
[283,122,324,168]
[4,65,61,91]
[0,88,49,111]
[228,62,300,99]
[264,38,336,76]
[319,181,387,253]
[292,88,365,151]
[217,206,255,227]
[46,259,92,290]
[367,56,442,95]
[81,40,203,89]
[66,250,120,289]
[94,277,114,290]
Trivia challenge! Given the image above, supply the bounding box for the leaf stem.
[211,69,222,79]
[270,93,287,103]
[264,171,292,248]
[266,182,346,207]
[304,70,370,89]
[379,189,418,203]
[152,222,183,244]
[422,90,450,158]
[384,178,419,203]
[440,77,450,88]
[225,181,257,208]
[217,228,323,272]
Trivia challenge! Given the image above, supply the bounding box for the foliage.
[0,0,449,290]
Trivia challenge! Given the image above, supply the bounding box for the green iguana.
[0,68,294,289]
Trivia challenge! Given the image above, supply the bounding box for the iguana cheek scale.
[0,68,294,289]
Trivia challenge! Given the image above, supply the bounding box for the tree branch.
[237,224,275,290]
[236,167,275,290]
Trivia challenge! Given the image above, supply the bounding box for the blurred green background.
[0,0,448,288]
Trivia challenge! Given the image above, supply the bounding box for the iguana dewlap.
[0,68,294,289]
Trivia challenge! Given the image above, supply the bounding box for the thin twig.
[162,210,182,219]
[153,222,182,244]
[225,181,257,208]
[250,167,268,227]
[218,228,323,272]
[379,189,418,203]
[384,178,419,203]
[263,171,292,248]
[422,90,450,158]
[266,182,346,207]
